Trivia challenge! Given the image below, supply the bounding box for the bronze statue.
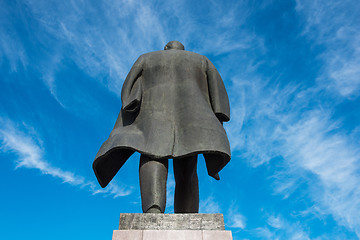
[93,41,230,213]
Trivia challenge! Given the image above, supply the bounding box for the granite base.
[112,213,232,240]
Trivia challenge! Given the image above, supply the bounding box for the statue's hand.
[122,75,142,113]
[123,99,140,113]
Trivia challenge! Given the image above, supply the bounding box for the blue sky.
[1,0,360,239]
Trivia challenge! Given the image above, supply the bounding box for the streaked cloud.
[227,205,247,230]
[296,0,360,99]
[1,0,263,109]
[0,1,28,72]
[254,215,310,240]
[227,63,360,237]
[278,110,360,237]
[199,196,221,213]
[227,73,301,165]
[0,118,131,197]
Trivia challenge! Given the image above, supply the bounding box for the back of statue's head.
[164,41,185,50]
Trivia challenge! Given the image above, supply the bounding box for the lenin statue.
[93,41,231,214]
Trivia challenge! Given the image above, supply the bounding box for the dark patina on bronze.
[93,41,231,213]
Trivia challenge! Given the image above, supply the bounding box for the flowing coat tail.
[93,51,231,188]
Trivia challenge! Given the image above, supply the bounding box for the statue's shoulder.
[139,50,163,58]
[184,50,204,57]
[181,50,206,61]
[141,50,204,57]
[138,50,205,65]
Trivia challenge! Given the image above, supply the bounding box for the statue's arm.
[205,57,230,122]
[121,56,144,112]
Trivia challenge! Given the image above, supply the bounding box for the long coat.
[93,49,231,188]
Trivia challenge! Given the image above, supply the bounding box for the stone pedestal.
[112,213,233,240]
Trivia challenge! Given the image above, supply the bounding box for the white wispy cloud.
[23,0,168,96]
[254,215,310,240]
[296,0,360,99]
[92,181,132,198]
[0,118,131,197]
[226,73,301,165]
[217,1,360,236]
[227,205,247,230]
[277,110,360,237]
[227,65,360,237]
[199,196,221,213]
[1,0,263,110]
[0,1,28,72]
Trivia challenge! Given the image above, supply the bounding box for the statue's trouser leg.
[139,155,168,213]
[173,155,199,213]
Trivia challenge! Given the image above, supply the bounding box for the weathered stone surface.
[113,214,233,239]
[112,230,142,240]
[203,230,233,240]
[143,230,202,240]
[112,230,233,240]
[119,213,225,230]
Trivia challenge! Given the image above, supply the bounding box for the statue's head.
[164,41,185,50]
